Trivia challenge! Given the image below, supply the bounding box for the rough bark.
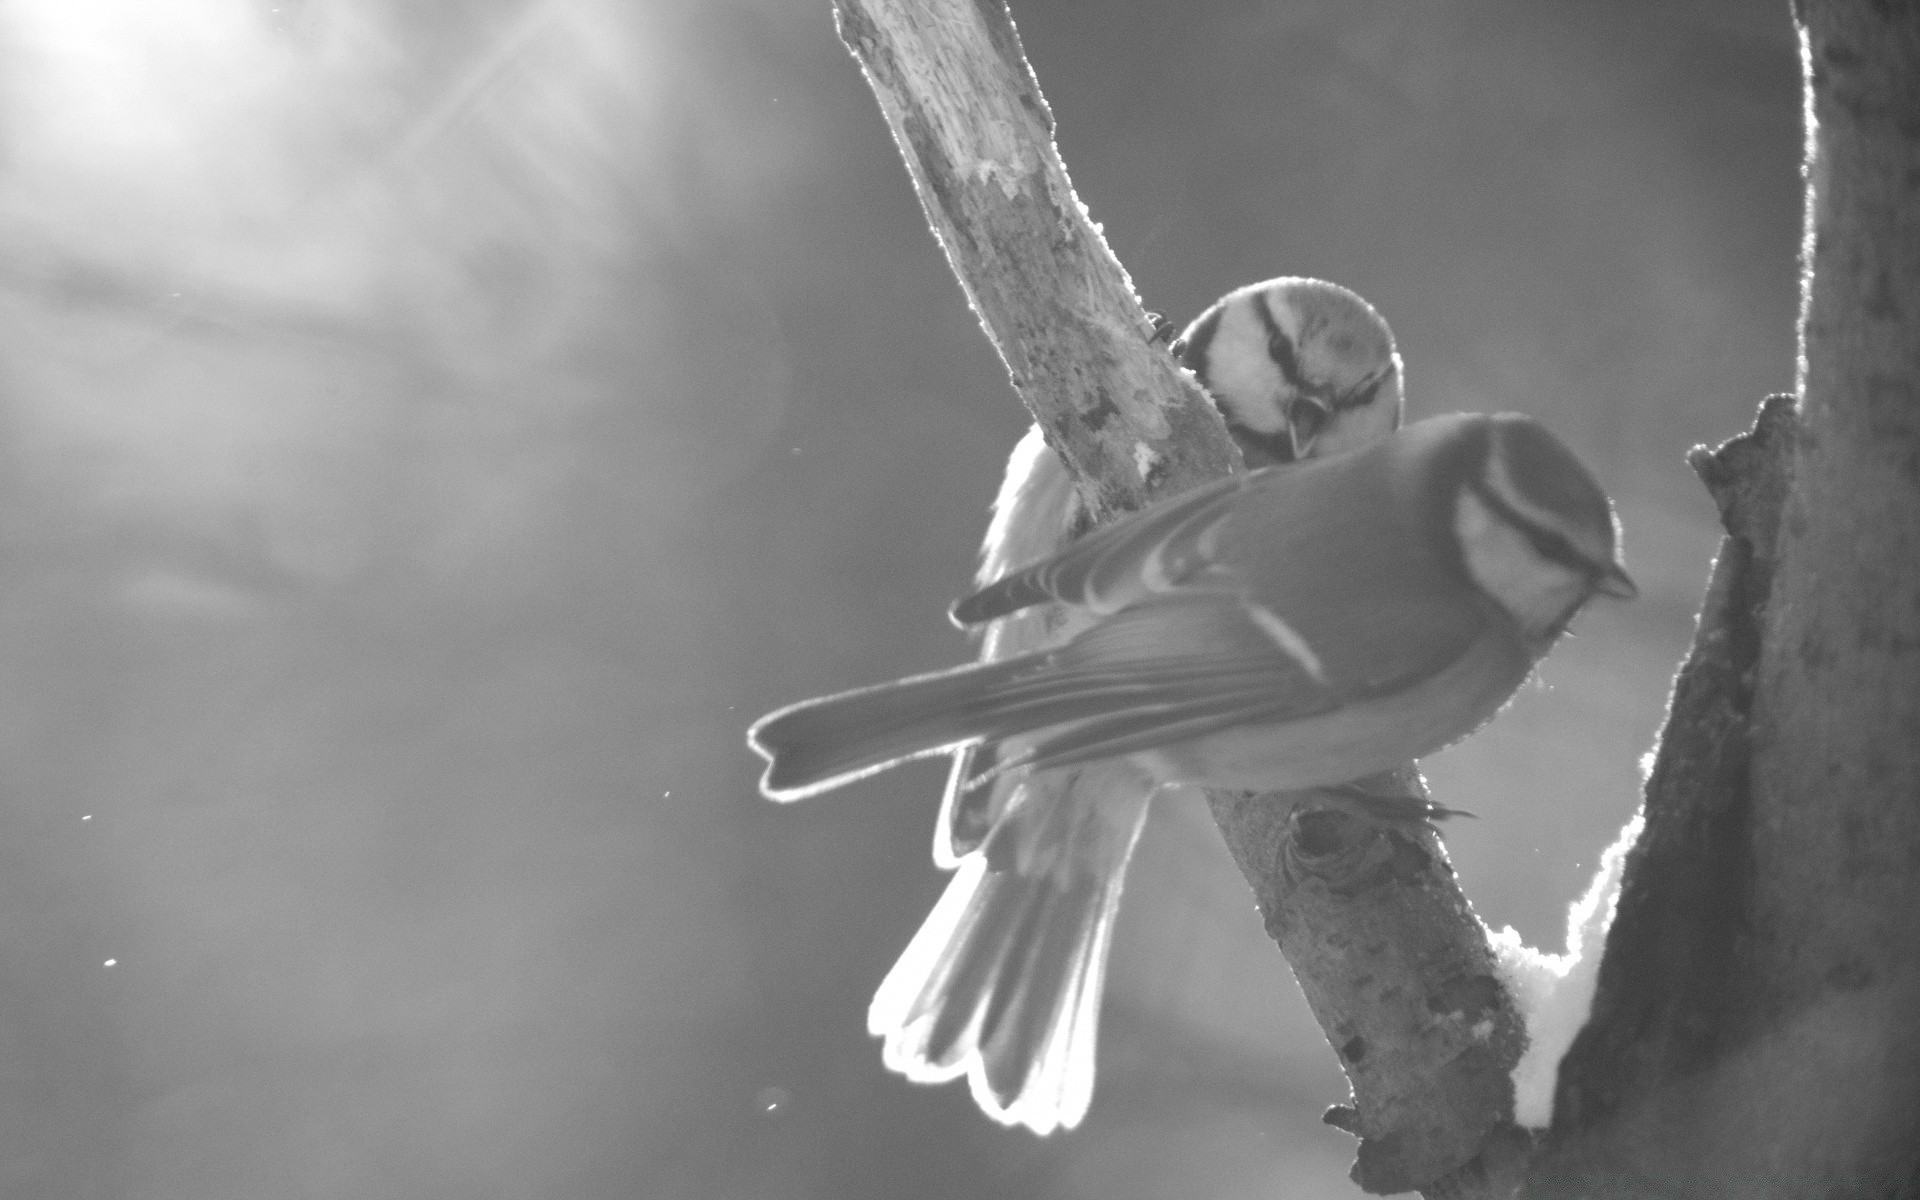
[830,0,1238,517]
[833,2,1523,1193]
[1207,783,1529,1197]
[1530,4,1920,1196]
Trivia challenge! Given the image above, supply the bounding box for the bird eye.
[1266,330,1303,385]
[1471,480,1602,580]
[1527,526,1600,581]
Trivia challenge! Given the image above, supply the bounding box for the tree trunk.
[1531,4,1920,1195]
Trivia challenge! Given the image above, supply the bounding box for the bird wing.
[954,593,1343,781]
[755,533,1494,803]
[949,469,1256,627]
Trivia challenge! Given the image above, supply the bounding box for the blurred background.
[0,1,1799,1196]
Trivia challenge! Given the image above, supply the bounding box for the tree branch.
[834,3,1523,1193]
[832,0,1237,516]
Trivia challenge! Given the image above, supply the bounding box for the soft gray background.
[0,1,1798,1196]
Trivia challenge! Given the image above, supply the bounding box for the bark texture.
[1208,785,1528,1196]
[831,0,1237,519]
[834,2,1523,1193]
[1532,4,1920,1195]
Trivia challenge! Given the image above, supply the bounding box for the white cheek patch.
[1242,600,1327,684]
[1455,491,1586,637]
[1207,302,1287,433]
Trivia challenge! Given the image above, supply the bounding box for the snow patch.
[1492,811,1643,1128]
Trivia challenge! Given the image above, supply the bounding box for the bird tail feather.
[867,768,1151,1134]
[750,656,1037,801]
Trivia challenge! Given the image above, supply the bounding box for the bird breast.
[1132,619,1534,792]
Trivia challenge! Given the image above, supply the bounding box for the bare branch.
[832,0,1237,518]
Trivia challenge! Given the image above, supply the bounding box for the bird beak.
[1287,398,1329,460]
[1593,562,1638,600]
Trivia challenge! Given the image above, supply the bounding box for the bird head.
[1449,414,1637,650]
[1174,277,1404,468]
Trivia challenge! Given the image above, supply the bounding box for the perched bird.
[865,279,1408,1134]
[749,398,1635,1128]
[751,410,1633,801]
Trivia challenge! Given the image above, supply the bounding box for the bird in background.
[747,283,1638,1134]
[867,278,1412,1136]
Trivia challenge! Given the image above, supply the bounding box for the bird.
[750,409,1634,800]
[748,395,1635,1128]
[859,278,1410,1134]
